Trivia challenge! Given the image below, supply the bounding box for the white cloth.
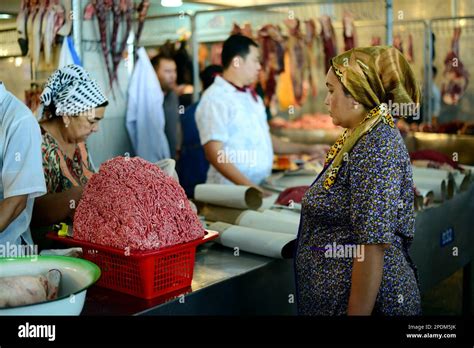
[40,64,107,117]
[126,47,170,162]
[0,83,46,247]
[431,84,441,118]
[195,76,273,185]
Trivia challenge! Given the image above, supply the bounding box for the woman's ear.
[63,116,71,128]
[352,100,360,110]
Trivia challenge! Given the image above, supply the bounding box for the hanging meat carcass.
[210,43,222,65]
[135,0,150,46]
[26,0,39,57]
[406,33,414,63]
[441,27,470,105]
[230,23,241,36]
[242,23,253,38]
[303,19,318,98]
[42,0,65,65]
[342,11,356,51]
[231,22,254,39]
[393,33,403,53]
[371,36,381,46]
[174,40,194,85]
[84,0,95,19]
[110,0,133,88]
[112,0,133,84]
[90,0,115,88]
[16,0,30,56]
[31,0,48,68]
[82,0,141,89]
[319,15,337,73]
[277,51,296,110]
[284,18,306,107]
[110,0,122,83]
[257,24,285,107]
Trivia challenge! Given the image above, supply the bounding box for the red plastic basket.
[47,230,219,299]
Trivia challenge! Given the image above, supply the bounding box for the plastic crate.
[47,230,218,299]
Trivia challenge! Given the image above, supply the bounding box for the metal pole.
[191,14,200,103]
[451,0,458,19]
[72,0,82,63]
[385,0,393,45]
[426,20,433,125]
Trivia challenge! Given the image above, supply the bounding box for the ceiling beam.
[183,0,236,8]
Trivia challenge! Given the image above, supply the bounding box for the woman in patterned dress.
[294,46,422,315]
[32,65,108,227]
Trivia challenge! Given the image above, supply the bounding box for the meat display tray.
[47,230,219,299]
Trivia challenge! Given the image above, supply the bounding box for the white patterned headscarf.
[39,64,108,118]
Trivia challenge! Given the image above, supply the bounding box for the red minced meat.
[73,156,205,251]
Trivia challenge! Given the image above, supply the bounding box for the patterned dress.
[294,121,421,315]
[40,127,95,193]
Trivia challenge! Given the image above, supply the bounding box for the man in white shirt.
[196,35,327,190]
[0,82,46,250]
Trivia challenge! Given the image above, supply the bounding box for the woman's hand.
[347,243,389,315]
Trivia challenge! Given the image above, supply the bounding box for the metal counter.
[81,185,474,316]
[82,242,297,316]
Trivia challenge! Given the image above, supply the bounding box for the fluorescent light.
[0,14,14,19]
[161,0,183,7]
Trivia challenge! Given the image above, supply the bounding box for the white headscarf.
[38,64,108,118]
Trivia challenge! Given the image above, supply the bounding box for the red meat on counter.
[276,186,309,206]
[73,156,205,251]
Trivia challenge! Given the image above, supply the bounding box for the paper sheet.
[261,209,301,225]
[235,210,299,235]
[263,174,316,192]
[199,204,245,224]
[412,174,447,202]
[415,188,435,207]
[194,184,262,209]
[412,166,469,195]
[209,222,295,259]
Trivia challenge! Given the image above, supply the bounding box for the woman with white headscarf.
[32,64,108,227]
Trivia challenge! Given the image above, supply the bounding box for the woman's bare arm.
[347,244,388,315]
[0,195,27,232]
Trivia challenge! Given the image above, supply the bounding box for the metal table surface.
[82,242,297,316]
[81,184,474,315]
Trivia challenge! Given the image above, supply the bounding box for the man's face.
[156,58,177,92]
[236,46,261,85]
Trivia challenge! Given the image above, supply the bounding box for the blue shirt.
[176,102,209,197]
[0,83,46,247]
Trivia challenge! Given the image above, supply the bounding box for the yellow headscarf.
[323,46,420,190]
